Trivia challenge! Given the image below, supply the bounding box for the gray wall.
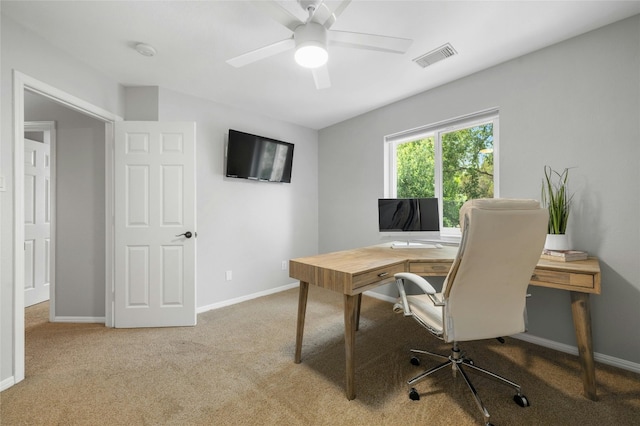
[125,86,160,121]
[157,88,318,307]
[318,16,640,366]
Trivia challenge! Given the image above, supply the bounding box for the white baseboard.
[197,282,299,314]
[364,290,396,303]
[1,376,16,392]
[514,333,640,374]
[53,316,105,323]
[366,290,640,375]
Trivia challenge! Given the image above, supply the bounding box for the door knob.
[176,231,193,239]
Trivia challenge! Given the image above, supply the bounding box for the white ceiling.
[3,1,640,129]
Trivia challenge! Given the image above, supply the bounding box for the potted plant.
[541,165,572,250]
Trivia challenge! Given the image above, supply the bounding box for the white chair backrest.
[442,199,548,342]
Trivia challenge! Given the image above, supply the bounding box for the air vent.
[413,43,457,68]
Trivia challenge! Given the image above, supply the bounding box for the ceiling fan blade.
[329,30,412,54]
[312,65,331,90]
[226,38,295,68]
[251,0,302,32]
[322,0,352,29]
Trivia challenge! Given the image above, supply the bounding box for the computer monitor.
[378,198,441,245]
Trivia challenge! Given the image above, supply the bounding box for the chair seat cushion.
[407,294,444,336]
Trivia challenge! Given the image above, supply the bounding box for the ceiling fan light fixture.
[294,22,328,69]
[295,43,328,68]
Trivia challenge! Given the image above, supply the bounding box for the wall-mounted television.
[378,198,441,243]
[225,129,294,183]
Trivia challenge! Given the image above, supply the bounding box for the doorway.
[12,71,120,385]
[24,91,108,322]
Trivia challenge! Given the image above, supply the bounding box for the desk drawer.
[408,262,452,276]
[353,264,405,289]
[531,269,595,291]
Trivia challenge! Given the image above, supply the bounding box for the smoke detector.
[135,43,156,57]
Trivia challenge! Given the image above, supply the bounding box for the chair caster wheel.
[410,356,420,366]
[513,394,530,407]
[409,388,420,401]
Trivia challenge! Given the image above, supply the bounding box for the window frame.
[384,109,500,240]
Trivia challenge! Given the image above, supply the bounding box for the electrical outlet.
[225,270,232,281]
[281,261,287,271]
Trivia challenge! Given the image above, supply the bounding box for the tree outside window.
[389,116,496,234]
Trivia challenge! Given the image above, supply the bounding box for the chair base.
[407,343,530,426]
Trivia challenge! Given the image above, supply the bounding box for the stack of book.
[541,249,588,262]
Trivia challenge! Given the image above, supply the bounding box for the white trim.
[24,121,56,319]
[19,73,119,123]
[364,290,396,303]
[514,332,580,355]
[492,116,500,196]
[52,316,106,323]
[13,72,26,384]
[196,282,300,314]
[385,107,500,144]
[12,70,122,389]
[0,376,16,392]
[514,333,640,374]
[104,122,115,328]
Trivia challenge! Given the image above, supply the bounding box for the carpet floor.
[2,286,640,425]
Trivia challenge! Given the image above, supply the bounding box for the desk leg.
[355,293,362,331]
[295,281,309,364]
[570,291,598,401]
[344,294,358,400]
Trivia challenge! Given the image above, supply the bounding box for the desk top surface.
[290,243,600,276]
[290,244,459,274]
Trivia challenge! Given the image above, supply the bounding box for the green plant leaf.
[541,165,573,234]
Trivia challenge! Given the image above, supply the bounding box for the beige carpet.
[2,286,640,425]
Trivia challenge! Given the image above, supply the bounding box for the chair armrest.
[394,272,445,306]
[395,272,437,294]
[427,293,445,306]
[394,277,412,316]
[393,272,445,316]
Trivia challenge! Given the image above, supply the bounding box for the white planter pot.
[545,234,570,251]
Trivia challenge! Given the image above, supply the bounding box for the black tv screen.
[225,129,294,183]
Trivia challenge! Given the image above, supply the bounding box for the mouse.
[435,243,443,249]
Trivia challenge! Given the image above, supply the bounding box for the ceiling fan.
[226,0,413,89]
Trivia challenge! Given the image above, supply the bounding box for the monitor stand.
[390,241,443,249]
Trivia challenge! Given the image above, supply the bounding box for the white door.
[24,137,51,307]
[114,122,196,328]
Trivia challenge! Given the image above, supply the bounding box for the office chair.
[394,198,548,426]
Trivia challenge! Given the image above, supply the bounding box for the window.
[384,110,499,238]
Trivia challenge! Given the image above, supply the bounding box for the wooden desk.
[290,244,601,401]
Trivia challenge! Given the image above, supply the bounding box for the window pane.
[396,137,435,198]
[442,124,494,228]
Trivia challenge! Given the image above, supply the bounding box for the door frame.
[23,120,56,314]
[12,71,122,384]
